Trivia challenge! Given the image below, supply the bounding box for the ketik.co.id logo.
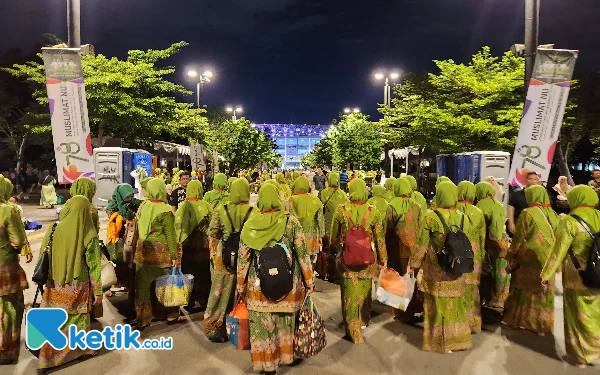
[26,308,173,351]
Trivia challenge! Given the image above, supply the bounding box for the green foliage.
[301,136,333,168]
[380,47,525,154]
[4,41,206,144]
[207,118,279,172]
[328,113,383,169]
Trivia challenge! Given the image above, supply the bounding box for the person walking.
[329,179,387,343]
[383,177,397,202]
[503,185,559,335]
[134,179,183,329]
[404,175,428,218]
[39,170,57,209]
[508,171,541,235]
[276,172,292,199]
[339,170,349,192]
[476,181,511,309]
[551,176,572,215]
[206,178,256,342]
[313,168,327,197]
[175,180,212,310]
[368,185,390,228]
[457,181,486,333]
[319,172,348,281]
[408,181,472,353]
[237,184,314,373]
[0,178,29,365]
[203,173,229,209]
[289,176,324,265]
[541,185,600,367]
[169,171,191,210]
[37,196,103,369]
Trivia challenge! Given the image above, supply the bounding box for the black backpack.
[253,217,296,301]
[433,210,474,275]
[568,215,600,288]
[222,205,253,274]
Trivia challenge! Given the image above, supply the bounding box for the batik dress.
[409,212,472,353]
[541,216,600,365]
[237,217,314,373]
[329,203,388,344]
[133,212,180,327]
[0,204,27,364]
[39,239,102,368]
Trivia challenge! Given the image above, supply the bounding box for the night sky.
[1,0,598,124]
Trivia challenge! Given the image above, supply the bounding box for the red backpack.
[342,205,375,266]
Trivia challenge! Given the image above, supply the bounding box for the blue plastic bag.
[155,267,192,307]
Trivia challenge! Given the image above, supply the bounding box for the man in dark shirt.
[313,168,327,196]
[169,171,191,210]
[508,171,541,235]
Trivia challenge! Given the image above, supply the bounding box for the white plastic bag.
[376,272,416,311]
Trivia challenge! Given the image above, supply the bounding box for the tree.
[4,41,203,146]
[301,137,333,168]
[207,118,279,172]
[380,47,525,155]
[328,113,383,170]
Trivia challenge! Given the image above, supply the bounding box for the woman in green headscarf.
[70,177,99,234]
[404,175,428,217]
[386,178,423,322]
[330,178,388,344]
[175,180,212,310]
[206,178,256,342]
[384,177,397,202]
[203,173,229,209]
[227,176,237,192]
[457,181,486,333]
[290,176,324,264]
[276,172,292,199]
[0,178,28,365]
[38,196,102,369]
[140,177,152,198]
[541,185,600,366]
[502,185,559,335]
[134,179,182,328]
[320,172,348,280]
[409,181,472,353]
[476,181,510,309]
[3,177,33,261]
[237,184,313,373]
[368,186,389,228]
[39,170,57,208]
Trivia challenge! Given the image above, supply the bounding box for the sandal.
[166,316,187,325]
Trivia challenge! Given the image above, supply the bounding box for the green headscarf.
[138,179,173,241]
[457,181,476,212]
[343,178,376,229]
[204,173,229,208]
[567,185,600,232]
[290,176,323,227]
[141,177,152,190]
[475,181,506,239]
[240,184,288,250]
[523,185,559,243]
[43,195,97,286]
[220,178,255,235]
[70,177,96,202]
[384,177,396,202]
[368,185,389,222]
[105,184,135,217]
[0,177,9,203]
[389,178,413,218]
[431,181,464,233]
[227,177,237,191]
[436,176,451,187]
[403,175,427,217]
[276,172,292,198]
[175,180,211,243]
[327,172,340,188]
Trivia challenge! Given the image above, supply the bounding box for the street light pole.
[67,0,81,48]
[524,0,540,91]
[188,70,212,108]
[383,77,391,107]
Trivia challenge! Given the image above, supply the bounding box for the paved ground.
[5,198,599,375]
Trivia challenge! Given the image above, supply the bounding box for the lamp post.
[374,72,400,106]
[343,107,361,114]
[187,70,213,108]
[226,106,243,120]
[67,0,81,48]
[524,0,540,92]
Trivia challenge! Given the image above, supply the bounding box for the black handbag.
[26,285,44,358]
[32,222,58,285]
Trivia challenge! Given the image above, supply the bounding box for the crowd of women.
[0,169,599,372]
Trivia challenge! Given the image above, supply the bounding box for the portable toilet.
[474,151,511,207]
[455,154,467,182]
[93,147,134,207]
[436,155,447,177]
[133,151,153,178]
[462,153,476,183]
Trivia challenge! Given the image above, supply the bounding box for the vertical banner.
[42,47,94,183]
[508,48,578,187]
[190,142,206,171]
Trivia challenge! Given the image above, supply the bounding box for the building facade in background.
[254,124,331,169]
